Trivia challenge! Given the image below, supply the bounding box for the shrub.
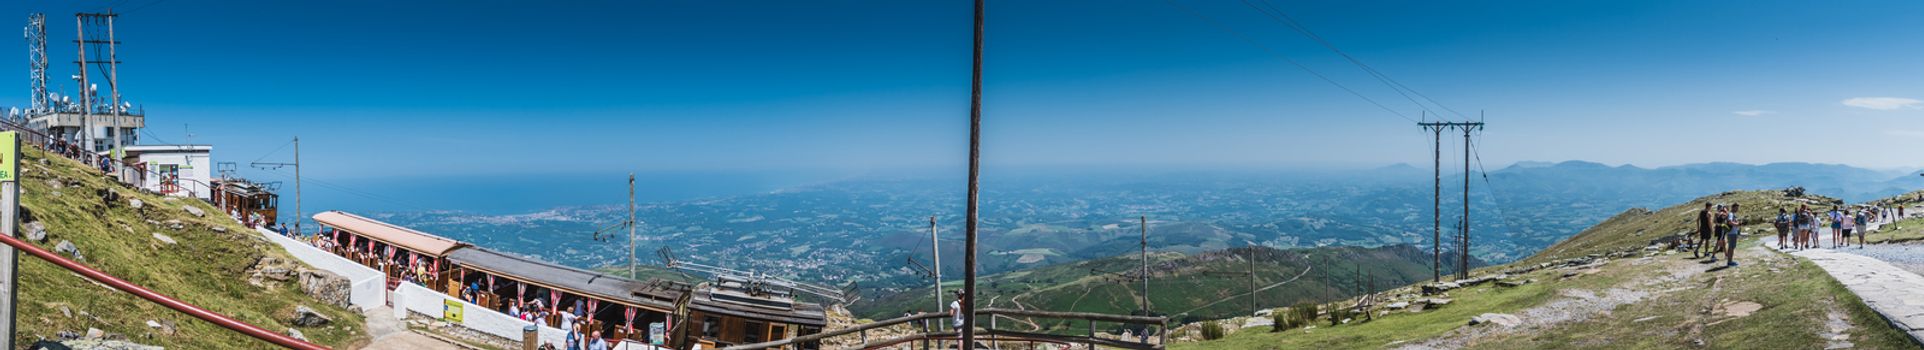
[1200,321,1226,340]
[1292,302,1318,328]
[1327,304,1351,326]
[1271,311,1290,332]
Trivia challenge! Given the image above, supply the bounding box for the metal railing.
[0,232,329,349]
[723,308,1167,350]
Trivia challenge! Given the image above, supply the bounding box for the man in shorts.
[1695,202,1714,258]
[1710,204,1728,262]
[1830,207,1845,249]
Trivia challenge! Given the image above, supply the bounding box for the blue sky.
[5,0,1924,185]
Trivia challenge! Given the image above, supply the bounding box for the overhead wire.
[1158,0,1418,123]
[1244,0,1470,121]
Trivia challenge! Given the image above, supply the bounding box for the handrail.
[723,308,1167,350]
[0,232,330,349]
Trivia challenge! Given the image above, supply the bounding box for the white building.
[117,144,213,199]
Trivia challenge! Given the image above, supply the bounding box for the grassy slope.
[856,244,1457,330]
[1524,190,1839,265]
[12,145,367,348]
[1176,190,1914,350]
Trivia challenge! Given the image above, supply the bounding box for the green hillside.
[12,144,367,348]
[855,244,1473,329]
[1177,190,1913,349]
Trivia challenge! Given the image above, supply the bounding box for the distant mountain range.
[368,161,1922,298]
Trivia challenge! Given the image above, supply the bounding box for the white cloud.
[1732,110,1772,116]
[1842,97,1923,110]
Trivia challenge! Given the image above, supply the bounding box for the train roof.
[446,246,681,313]
[312,211,467,257]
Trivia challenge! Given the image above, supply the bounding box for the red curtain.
[624,306,637,335]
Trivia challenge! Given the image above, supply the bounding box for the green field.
[855,244,1468,332]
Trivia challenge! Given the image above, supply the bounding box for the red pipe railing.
[0,232,330,349]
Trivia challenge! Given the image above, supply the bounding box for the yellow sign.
[443,299,464,323]
[0,132,15,182]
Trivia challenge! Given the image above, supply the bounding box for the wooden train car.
[311,211,827,348]
[211,178,279,228]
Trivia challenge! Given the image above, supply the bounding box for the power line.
[250,139,293,164]
[1240,0,1469,121]
[1159,0,1418,123]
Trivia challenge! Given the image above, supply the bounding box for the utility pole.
[629,173,638,278]
[74,14,90,152]
[105,13,121,158]
[293,137,301,235]
[1417,120,1482,281]
[1428,118,1440,282]
[1461,121,1475,280]
[1248,247,1257,316]
[251,137,300,234]
[1140,215,1150,343]
[960,0,985,346]
[930,216,942,316]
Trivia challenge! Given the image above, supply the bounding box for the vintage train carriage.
[445,247,683,343]
[211,179,279,228]
[312,211,466,291]
[311,211,828,348]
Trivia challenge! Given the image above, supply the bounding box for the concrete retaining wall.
[393,283,571,347]
[254,228,385,310]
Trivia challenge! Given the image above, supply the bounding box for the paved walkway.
[360,306,462,350]
[1767,215,1924,345]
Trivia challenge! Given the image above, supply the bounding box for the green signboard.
[0,132,15,182]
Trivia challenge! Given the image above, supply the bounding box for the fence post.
[521,324,537,350]
[1088,321,1096,350]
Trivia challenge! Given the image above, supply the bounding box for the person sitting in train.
[509,300,523,319]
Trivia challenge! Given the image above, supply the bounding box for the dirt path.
[1395,250,1709,350]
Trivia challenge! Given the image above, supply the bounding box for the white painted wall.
[254,227,385,310]
[394,283,571,347]
[132,150,213,199]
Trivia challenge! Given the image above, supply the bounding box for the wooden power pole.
[1417,121,1482,280]
[961,0,985,346]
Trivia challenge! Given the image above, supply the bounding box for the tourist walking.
[1830,207,1845,249]
[1856,208,1870,248]
[1795,205,1815,250]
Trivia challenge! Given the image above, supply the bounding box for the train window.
[743,321,766,343]
[702,316,721,339]
[770,325,786,340]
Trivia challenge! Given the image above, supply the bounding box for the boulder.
[24,221,46,242]
[54,240,80,260]
[290,305,333,327]
[181,205,205,217]
[1468,313,1522,327]
[128,199,142,209]
[211,226,228,233]
[299,270,353,308]
[58,339,163,350]
[150,233,175,245]
[1385,302,1410,310]
[284,328,307,341]
[161,219,183,230]
[1421,282,1460,295]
